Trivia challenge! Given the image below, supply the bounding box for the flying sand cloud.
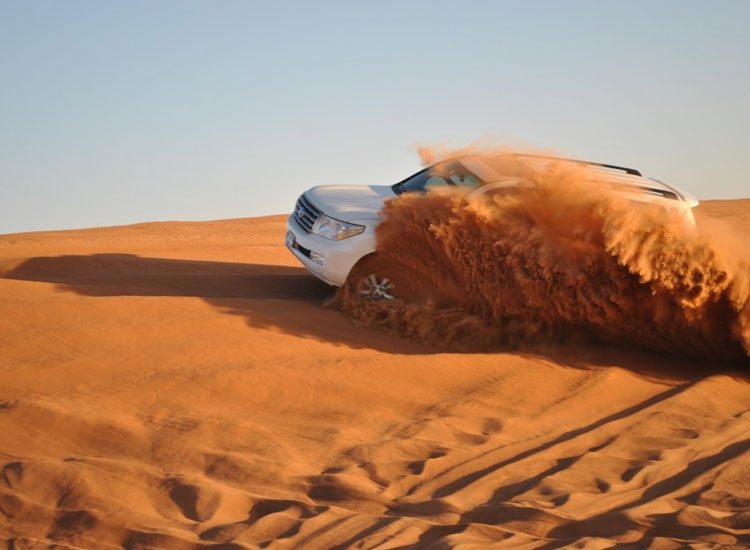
[334,148,750,361]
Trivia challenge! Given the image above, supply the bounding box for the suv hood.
[305,185,396,221]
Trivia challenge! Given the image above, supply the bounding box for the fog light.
[309,251,324,265]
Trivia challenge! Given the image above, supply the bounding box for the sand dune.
[1,201,749,549]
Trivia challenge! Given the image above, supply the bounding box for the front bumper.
[285,214,374,287]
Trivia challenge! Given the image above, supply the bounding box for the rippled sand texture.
[1,200,749,549]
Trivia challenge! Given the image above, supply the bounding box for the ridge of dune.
[1,200,749,550]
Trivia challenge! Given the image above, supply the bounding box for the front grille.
[293,194,321,233]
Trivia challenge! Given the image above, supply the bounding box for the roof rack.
[513,153,642,177]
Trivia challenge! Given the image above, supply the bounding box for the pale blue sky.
[1,1,748,234]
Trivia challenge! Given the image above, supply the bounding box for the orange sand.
[1,201,749,549]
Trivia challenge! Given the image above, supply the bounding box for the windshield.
[392,160,482,195]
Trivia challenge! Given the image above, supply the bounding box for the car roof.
[453,154,692,203]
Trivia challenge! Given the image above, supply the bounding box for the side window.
[424,175,450,190]
[451,173,480,189]
[395,159,484,194]
[424,161,480,190]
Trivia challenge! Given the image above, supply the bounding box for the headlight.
[311,215,365,240]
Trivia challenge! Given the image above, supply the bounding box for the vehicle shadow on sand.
[1,252,436,354]
[4,252,329,300]
[3,253,745,377]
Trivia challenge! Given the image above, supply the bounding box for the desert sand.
[1,200,750,550]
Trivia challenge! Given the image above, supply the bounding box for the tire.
[344,254,415,303]
[357,272,396,301]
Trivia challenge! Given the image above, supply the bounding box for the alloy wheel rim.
[358,274,395,301]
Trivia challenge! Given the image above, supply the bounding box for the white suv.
[285,154,698,299]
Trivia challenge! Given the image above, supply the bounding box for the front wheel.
[357,273,396,301]
[342,253,415,303]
